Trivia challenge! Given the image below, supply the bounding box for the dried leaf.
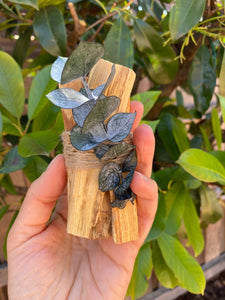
[111,198,129,209]
[61,42,104,84]
[98,64,116,99]
[122,149,137,172]
[47,88,88,108]
[72,99,96,127]
[107,112,136,142]
[70,125,99,151]
[101,141,135,160]
[94,143,111,159]
[99,162,122,192]
[50,56,68,83]
[92,84,105,99]
[114,171,134,200]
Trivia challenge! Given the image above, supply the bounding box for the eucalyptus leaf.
[92,84,105,99]
[107,112,136,143]
[50,56,68,83]
[101,142,135,161]
[99,162,122,192]
[94,143,111,159]
[61,42,104,84]
[110,198,129,209]
[70,125,100,151]
[99,64,116,98]
[122,150,137,172]
[114,171,134,200]
[47,88,89,109]
[72,99,96,127]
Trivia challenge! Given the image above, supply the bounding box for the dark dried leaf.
[122,149,137,172]
[50,56,68,83]
[114,171,134,200]
[94,143,111,159]
[47,88,88,109]
[70,125,99,151]
[101,141,135,160]
[99,162,122,192]
[111,198,129,209]
[72,99,96,127]
[98,64,116,99]
[107,112,136,142]
[61,42,104,84]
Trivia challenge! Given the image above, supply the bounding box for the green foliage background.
[1,0,225,298]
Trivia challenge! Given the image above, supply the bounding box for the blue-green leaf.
[50,56,68,83]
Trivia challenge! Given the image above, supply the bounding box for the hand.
[7,101,158,300]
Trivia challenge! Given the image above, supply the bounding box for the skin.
[7,101,158,300]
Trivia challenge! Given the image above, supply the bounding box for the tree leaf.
[134,19,178,84]
[50,56,68,83]
[33,6,66,56]
[0,205,10,220]
[101,141,135,161]
[141,120,159,133]
[183,191,204,257]
[158,232,206,295]
[99,162,121,192]
[200,126,212,152]
[218,95,225,124]
[189,45,216,114]
[177,149,225,185]
[28,65,57,120]
[122,149,137,172]
[0,174,17,195]
[0,51,25,119]
[210,150,225,168]
[107,112,136,143]
[219,50,225,96]
[70,125,100,151]
[23,156,48,182]
[47,88,89,109]
[152,241,179,289]
[211,108,222,150]
[200,185,223,225]
[18,131,59,157]
[0,111,2,148]
[104,17,134,68]
[171,115,190,153]
[0,146,29,173]
[9,0,38,9]
[61,42,104,84]
[169,0,206,40]
[131,91,161,118]
[38,0,65,8]
[127,243,152,300]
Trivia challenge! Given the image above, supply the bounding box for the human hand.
[7,101,158,300]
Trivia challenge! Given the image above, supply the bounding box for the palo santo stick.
[88,59,139,243]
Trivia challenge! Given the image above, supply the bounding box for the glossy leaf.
[219,47,225,96]
[177,149,225,185]
[33,6,66,56]
[134,19,178,84]
[0,51,25,119]
[211,108,222,150]
[127,243,152,300]
[18,131,59,157]
[169,0,206,40]
[28,65,57,120]
[158,232,206,294]
[131,91,160,118]
[72,100,96,127]
[122,150,137,172]
[47,88,89,109]
[70,125,101,151]
[0,112,2,148]
[61,42,104,84]
[200,126,212,152]
[210,150,225,168]
[189,46,216,114]
[0,174,17,195]
[23,156,48,182]
[200,185,223,225]
[183,192,204,257]
[171,115,190,153]
[141,120,159,133]
[107,112,136,143]
[218,95,225,123]
[101,142,135,161]
[152,241,179,289]
[38,0,65,8]
[104,17,134,68]
[99,162,121,192]
[0,147,29,173]
[9,0,38,9]
[50,56,68,83]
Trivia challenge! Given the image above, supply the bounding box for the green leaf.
[18,131,59,157]
[211,108,222,150]
[0,147,29,173]
[3,210,19,260]
[0,111,2,148]
[61,42,104,84]
[219,50,225,96]
[189,46,216,114]
[200,126,212,152]
[200,185,223,225]
[134,19,178,84]
[28,65,57,120]
[140,120,159,133]
[2,115,21,136]
[164,182,186,235]
[169,0,206,40]
[131,91,160,118]
[0,51,25,119]
[218,95,225,124]
[103,17,134,69]
[38,0,65,8]
[0,205,10,220]
[177,149,225,185]
[23,156,48,182]
[33,6,66,57]
[9,0,38,9]
[171,115,190,153]
[152,241,179,289]
[158,232,206,294]
[210,150,225,168]
[183,191,204,257]
[127,243,152,300]
[1,174,17,195]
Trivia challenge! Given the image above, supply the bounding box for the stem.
[198,15,225,26]
[86,11,117,32]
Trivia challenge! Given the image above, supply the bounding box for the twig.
[86,11,117,32]
[68,2,86,35]
[88,20,106,42]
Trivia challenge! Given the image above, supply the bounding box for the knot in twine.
[62,131,133,170]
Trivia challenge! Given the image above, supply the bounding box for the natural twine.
[62,131,133,169]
